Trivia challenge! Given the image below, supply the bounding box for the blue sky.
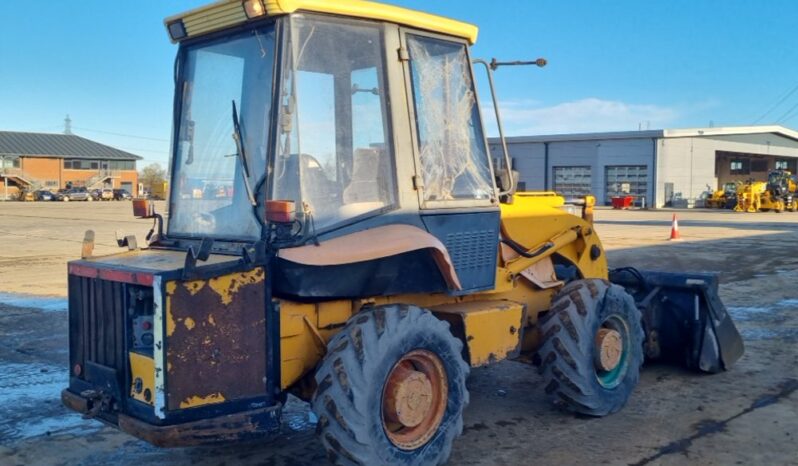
[1,1,797,167]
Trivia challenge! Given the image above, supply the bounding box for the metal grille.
[68,276,128,376]
[445,230,496,271]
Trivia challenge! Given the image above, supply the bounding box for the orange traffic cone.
[668,214,682,241]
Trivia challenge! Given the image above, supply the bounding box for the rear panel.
[163,268,268,411]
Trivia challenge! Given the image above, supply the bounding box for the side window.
[407,34,493,203]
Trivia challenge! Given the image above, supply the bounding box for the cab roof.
[165,0,478,44]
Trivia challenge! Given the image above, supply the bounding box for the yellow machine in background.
[61,2,744,464]
[734,170,798,213]
[706,181,739,209]
[734,180,767,212]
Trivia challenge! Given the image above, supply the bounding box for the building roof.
[0,131,142,160]
[166,0,478,44]
[499,125,798,144]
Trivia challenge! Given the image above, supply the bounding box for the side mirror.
[132,198,155,219]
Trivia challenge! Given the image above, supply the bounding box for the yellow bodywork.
[165,0,478,44]
[276,192,608,391]
[129,352,155,405]
[734,181,767,213]
[431,300,525,366]
[179,393,226,409]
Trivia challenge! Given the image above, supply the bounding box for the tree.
[139,163,167,192]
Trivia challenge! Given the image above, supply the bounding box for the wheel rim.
[594,315,630,389]
[382,349,447,450]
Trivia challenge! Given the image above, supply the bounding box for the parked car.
[90,189,102,201]
[113,189,132,200]
[63,188,92,202]
[33,190,53,201]
[52,189,69,201]
[100,188,114,201]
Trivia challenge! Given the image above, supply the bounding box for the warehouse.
[0,131,141,200]
[490,125,798,207]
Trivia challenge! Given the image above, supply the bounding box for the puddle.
[0,292,67,313]
[728,300,798,341]
[727,306,773,321]
[741,327,798,342]
[0,361,100,441]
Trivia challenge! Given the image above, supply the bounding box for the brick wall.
[18,156,138,194]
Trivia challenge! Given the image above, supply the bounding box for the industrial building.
[0,131,141,200]
[490,125,798,207]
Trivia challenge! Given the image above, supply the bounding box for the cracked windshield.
[169,25,275,240]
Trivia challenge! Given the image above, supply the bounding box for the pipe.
[505,228,579,276]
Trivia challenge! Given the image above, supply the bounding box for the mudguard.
[609,268,744,373]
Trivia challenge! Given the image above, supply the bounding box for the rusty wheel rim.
[594,315,630,389]
[381,349,448,450]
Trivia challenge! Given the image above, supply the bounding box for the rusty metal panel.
[432,300,525,367]
[164,268,266,411]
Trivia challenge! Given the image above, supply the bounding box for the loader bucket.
[609,268,744,373]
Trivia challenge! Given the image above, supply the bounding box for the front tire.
[312,305,469,466]
[538,279,644,416]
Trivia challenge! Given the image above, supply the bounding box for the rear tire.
[312,304,469,466]
[538,279,643,416]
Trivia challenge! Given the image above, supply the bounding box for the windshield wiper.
[231,100,257,206]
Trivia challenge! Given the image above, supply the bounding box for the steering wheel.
[192,211,216,231]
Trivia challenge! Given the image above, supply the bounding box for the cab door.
[399,29,500,293]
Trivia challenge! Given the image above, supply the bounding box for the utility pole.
[64,115,73,135]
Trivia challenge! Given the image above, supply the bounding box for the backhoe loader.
[61,1,744,464]
[760,169,798,212]
[706,181,739,209]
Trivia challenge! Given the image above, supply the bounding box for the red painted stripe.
[68,264,98,279]
[98,269,154,286]
[69,263,154,286]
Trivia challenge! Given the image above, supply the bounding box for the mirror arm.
[473,58,513,198]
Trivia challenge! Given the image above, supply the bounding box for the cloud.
[484,97,680,136]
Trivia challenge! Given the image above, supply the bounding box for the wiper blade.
[231,100,257,206]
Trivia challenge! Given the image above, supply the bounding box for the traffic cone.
[668,214,682,241]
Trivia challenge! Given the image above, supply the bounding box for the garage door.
[553,166,592,197]
[605,165,648,205]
